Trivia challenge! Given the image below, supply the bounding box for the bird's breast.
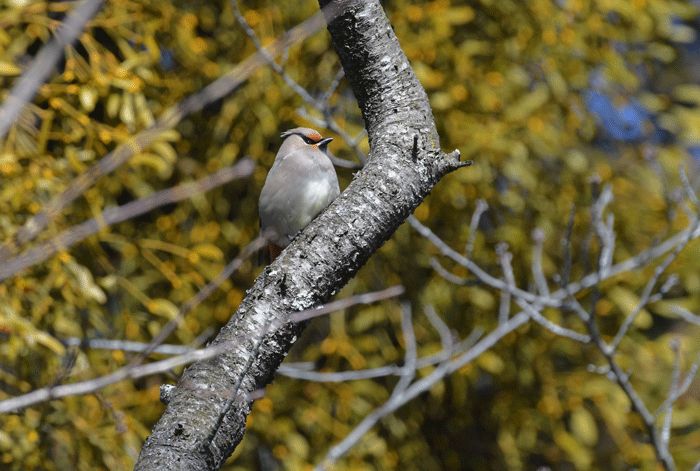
[303,179,333,205]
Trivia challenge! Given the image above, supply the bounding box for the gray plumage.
[259,128,340,250]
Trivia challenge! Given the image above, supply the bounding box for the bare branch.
[531,228,550,297]
[680,165,699,208]
[655,348,700,419]
[412,203,700,314]
[660,339,682,447]
[0,159,255,281]
[580,286,676,471]
[429,257,477,285]
[321,67,346,103]
[0,0,105,142]
[315,312,527,470]
[496,242,514,324]
[423,305,453,352]
[63,338,201,356]
[395,302,417,394]
[668,305,700,326]
[611,214,700,351]
[409,215,558,307]
[129,234,269,368]
[515,298,590,343]
[466,199,487,259]
[410,179,700,470]
[590,184,615,278]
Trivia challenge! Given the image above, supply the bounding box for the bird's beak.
[318,137,333,154]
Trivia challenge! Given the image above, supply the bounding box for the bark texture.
[134,1,467,469]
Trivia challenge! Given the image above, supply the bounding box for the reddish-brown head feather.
[303,130,323,142]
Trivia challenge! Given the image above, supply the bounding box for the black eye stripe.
[299,134,318,144]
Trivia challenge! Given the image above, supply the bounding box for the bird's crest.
[281,128,323,143]
[304,130,323,142]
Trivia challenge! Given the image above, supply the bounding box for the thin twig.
[409,215,560,308]
[660,339,682,447]
[315,313,526,470]
[680,165,699,208]
[572,289,676,471]
[496,242,513,324]
[668,305,700,326]
[423,305,453,352]
[654,348,700,419]
[531,228,550,297]
[411,211,700,312]
[515,298,590,343]
[429,257,477,285]
[466,199,487,259]
[611,214,700,351]
[0,0,105,142]
[394,302,417,394]
[0,159,254,281]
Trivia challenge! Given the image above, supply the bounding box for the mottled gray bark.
[134,1,468,469]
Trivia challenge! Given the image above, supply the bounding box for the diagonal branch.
[0,159,255,281]
[0,0,105,143]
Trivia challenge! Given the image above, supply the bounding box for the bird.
[259,127,340,262]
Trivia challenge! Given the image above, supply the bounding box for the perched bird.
[259,127,340,262]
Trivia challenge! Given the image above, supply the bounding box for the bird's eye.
[301,135,316,145]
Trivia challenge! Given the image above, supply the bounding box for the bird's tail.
[269,242,282,262]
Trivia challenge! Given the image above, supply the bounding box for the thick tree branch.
[134,1,468,469]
